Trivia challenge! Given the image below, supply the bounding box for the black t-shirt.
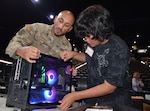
[84,34,131,106]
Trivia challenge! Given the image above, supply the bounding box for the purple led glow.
[33,74,37,77]
[43,86,56,101]
[65,65,71,75]
[46,69,57,85]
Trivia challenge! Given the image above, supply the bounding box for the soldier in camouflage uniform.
[5,10,75,63]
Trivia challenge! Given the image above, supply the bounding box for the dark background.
[0,0,150,61]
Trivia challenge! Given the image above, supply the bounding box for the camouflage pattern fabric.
[5,23,72,59]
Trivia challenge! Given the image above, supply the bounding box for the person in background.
[132,71,144,92]
[5,10,75,63]
[58,4,136,111]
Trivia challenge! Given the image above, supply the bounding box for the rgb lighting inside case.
[28,54,72,105]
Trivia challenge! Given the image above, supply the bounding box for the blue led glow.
[46,69,57,85]
[43,86,56,101]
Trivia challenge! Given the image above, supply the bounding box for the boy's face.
[83,34,100,47]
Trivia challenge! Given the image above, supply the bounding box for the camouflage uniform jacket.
[5,23,72,59]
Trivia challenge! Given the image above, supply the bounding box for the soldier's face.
[53,13,74,36]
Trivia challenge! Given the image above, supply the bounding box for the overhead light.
[49,14,54,19]
[31,0,40,4]
[47,14,54,21]
[136,34,140,38]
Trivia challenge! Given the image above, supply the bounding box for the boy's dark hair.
[74,4,114,42]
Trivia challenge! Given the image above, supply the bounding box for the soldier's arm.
[5,24,36,59]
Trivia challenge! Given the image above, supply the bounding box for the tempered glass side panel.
[28,54,72,105]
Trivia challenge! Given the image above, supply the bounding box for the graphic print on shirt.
[96,48,109,76]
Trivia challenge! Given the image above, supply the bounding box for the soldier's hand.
[60,50,74,61]
[16,46,41,63]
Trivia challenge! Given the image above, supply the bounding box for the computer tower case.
[6,54,72,110]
